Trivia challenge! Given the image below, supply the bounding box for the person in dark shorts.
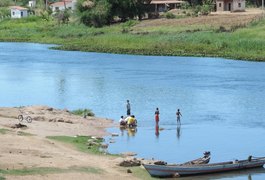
[126,100,131,116]
[176,109,182,124]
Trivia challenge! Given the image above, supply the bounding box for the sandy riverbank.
[0,106,139,180]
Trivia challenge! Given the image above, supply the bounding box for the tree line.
[76,0,151,27]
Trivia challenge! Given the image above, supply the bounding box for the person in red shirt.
[155,107,159,123]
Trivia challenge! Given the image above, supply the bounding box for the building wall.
[216,0,224,11]
[232,0,245,11]
[11,9,28,18]
[28,1,36,8]
[51,2,77,12]
[216,0,245,11]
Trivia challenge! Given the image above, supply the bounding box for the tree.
[76,0,151,27]
[109,0,151,21]
[77,0,112,27]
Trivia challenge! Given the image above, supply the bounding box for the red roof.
[50,1,73,7]
[10,6,28,10]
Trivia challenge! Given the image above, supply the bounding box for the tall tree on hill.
[76,0,112,27]
[109,0,151,21]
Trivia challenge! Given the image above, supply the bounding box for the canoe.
[180,155,211,166]
[143,156,265,178]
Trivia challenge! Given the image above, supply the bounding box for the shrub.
[0,7,9,17]
[71,109,95,117]
[180,1,191,9]
[165,12,176,19]
[0,0,13,7]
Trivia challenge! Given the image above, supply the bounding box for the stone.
[109,140,115,143]
[47,107,53,111]
[10,123,27,129]
[121,152,137,157]
[100,143,109,149]
[65,120,73,124]
[119,159,141,167]
[127,169,132,173]
[111,133,119,136]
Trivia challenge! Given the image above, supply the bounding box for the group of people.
[155,107,182,124]
[119,115,137,127]
[119,100,182,127]
[119,100,137,127]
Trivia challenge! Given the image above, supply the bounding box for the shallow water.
[1,42,265,179]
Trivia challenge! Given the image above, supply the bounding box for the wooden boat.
[180,154,211,166]
[143,156,265,178]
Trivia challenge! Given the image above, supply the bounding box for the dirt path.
[0,106,139,180]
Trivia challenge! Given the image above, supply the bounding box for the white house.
[150,0,185,12]
[10,6,28,18]
[50,0,77,12]
[28,0,36,8]
[216,0,245,12]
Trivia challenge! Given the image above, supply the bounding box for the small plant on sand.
[71,109,95,117]
[47,136,103,154]
[0,128,10,135]
[0,166,101,176]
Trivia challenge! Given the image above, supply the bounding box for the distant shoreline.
[0,10,265,61]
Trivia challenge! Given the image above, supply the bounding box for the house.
[216,0,245,12]
[50,0,77,12]
[28,0,36,8]
[10,6,28,18]
[150,0,185,13]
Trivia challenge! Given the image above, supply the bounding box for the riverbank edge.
[0,105,147,180]
[1,39,264,62]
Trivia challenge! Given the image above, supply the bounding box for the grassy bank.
[47,135,105,155]
[0,166,101,176]
[0,15,265,61]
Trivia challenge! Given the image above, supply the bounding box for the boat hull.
[143,159,265,177]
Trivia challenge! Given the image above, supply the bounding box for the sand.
[0,106,139,180]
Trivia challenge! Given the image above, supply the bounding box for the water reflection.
[155,123,159,138]
[248,174,252,180]
[119,127,137,137]
[176,124,181,140]
[175,167,265,180]
[127,127,137,137]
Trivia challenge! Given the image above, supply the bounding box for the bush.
[201,4,211,15]
[71,109,95,117]
[55,10,70,24]
[77,0,112,27]
[164,12,176,19]
[0,7,9,17]
[0,0,13,7]
[180,1,191,9]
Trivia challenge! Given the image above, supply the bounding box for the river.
[1,42,265,179]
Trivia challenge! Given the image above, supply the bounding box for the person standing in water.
[155,107,160,124]
[126,100,131,116]
[176,109,182,124]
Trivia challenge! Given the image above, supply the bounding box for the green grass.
[0,128,10,135]
[17,131,34,136]
[1,16,265,61]
[0,175,5,180]
[46,136,103,154]
[0,166,102,176]
[71,109,95,117]
[130,167,155,180]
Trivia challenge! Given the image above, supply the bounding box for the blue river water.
[1,42,265,179]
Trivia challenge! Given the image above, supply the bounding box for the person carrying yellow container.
[127,115,137,127]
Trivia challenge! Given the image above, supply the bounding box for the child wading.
[176,109,182,124]
[155,107,159,123]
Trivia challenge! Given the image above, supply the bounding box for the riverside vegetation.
[0,13,265,61]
